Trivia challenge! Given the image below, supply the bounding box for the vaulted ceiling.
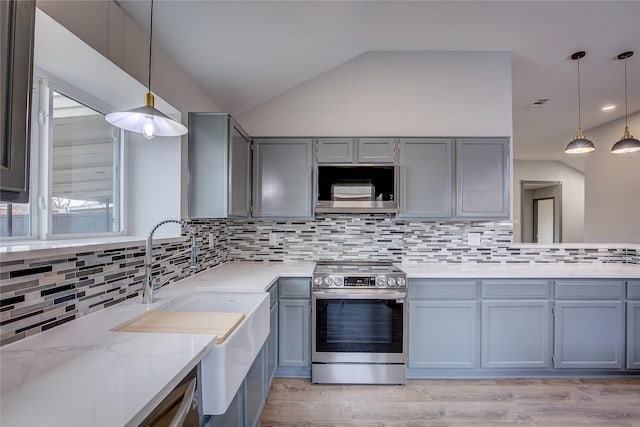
[117,1,640,165]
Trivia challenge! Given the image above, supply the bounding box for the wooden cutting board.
[115,311,245,344]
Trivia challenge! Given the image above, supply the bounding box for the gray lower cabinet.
[244,346,266,427]
[628,281,640,370]
[455,138,509,218]
[398,138,453,218]
[266,299,278,387]
[357,138,395,163]
[189,113,251,218]
[553,280,625,369]
[277,278,311,377]
[481,300,550,368]
[408,279,479,370]
[253,138,313,218]
[408,300,478,368]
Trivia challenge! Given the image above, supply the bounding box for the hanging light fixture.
[565,51,595,154]
[106,0,187,139]
[611,51,640,154]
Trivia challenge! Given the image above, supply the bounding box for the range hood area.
[315,164,398,213]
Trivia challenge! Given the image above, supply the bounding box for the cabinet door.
[628,301,640,370]
[554,301,625,369]
[358,138,395,163]
[456,138,509,218]
[481,300,550,368]
[316,138,354,163]
[253,138,312,218]
[408,300,478,368]
[399,138,453,218]
[244,346,265,427]
[278,299,310,367]
[228,122,251,217]
[266,301,278,387]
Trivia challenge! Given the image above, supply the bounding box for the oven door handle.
[313,290,406,300]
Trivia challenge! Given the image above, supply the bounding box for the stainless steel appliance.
[315,165,398,213]
[312,261,407,384]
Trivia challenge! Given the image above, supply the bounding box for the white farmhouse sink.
[167,290,269,415]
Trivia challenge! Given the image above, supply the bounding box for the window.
[0,76,123,240]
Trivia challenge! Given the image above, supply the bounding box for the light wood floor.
[260,377,640,426]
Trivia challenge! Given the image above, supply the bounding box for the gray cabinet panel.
[188,113,250,218]
[253,138,312,218]
[628,280,640,299]
[554,280,625,299]
[266,301,278,387]
[408,300,478,368]
[554,301,625,369]
[278,277,311,299]
[316,138,354,163]
[408,279,478,299]
[244,346,265,427]
[481,280,550,299]
[358,138,395,163]
[481,300,550,368]
[278,299,310,367]
[205,386,243,427]
[628,301,640,370]
[456,138,509,218]
[399,138,453,218]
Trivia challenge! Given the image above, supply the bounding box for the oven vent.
[528,97,551,108]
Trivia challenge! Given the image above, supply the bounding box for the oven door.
[312,289,406,364]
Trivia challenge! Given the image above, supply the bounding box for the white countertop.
[0,261,314,427]
[1,260,638,427]
[399,262,640,279]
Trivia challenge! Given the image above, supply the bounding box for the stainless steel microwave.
[315,164,398,213]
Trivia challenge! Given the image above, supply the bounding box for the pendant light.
[611,51,640,154]
[565,51,596,154]
[105,0,187,139]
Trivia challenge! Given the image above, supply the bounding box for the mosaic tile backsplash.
[0,215,637,345]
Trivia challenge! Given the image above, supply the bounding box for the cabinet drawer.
[628,281,640,299]
[554,280,625,299]
[481,280,550,299]
[408,279,478,299]
[278,277,311,299]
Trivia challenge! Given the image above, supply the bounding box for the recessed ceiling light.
[601,105,616,111]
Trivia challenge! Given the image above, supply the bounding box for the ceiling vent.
[528,98,550,108]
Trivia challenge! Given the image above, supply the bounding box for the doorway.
[521,181,562,243]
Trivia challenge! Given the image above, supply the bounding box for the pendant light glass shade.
[611,51,640,154]
[105,0,187,140]
[565,51,595,154]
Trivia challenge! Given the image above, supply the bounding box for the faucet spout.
[143,219,199,304]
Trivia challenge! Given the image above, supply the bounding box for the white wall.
[513,160,585,243]
[584,112,640,243]
[239,51,512,138]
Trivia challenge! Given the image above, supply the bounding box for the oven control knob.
[324,276,334,287]
[313,277,324,287]
[375,276,387,287]
[396,277,406,287]
[387,277,397,287]
[333,276,344,287]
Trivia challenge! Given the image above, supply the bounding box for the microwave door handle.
[313,290,406,300]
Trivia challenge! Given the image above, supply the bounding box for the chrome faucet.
[143,219,199,304]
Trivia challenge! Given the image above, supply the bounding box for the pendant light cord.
[624,57,628,127]
[577,58,582,129]
[148,0,154,93]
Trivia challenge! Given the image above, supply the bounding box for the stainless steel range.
[311,261,407,385]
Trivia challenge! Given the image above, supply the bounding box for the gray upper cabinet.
[188,113,251,218]
[357,138,395,163]
[1,0,36,203]
[253,138,313,218]
[399,138,453,218]
[456,138,509,218]
[316,138,353,163]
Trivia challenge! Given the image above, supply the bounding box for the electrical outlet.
[269,233,278,245]
[468,232,482,246]
[208,232,215,249]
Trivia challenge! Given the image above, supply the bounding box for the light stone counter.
[0,261,314,427]
[399,262,640,279]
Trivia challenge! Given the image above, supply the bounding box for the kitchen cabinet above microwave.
[316,138,396,164]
